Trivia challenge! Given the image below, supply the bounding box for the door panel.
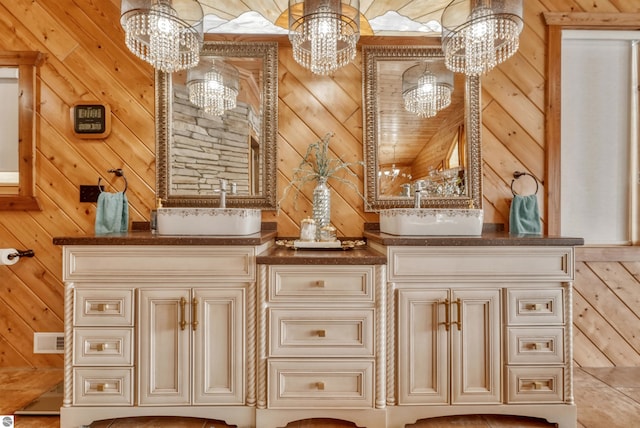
[451,289,501,404]
[193,288,245,404]
[397,289,449,404]
[138,289,190,405]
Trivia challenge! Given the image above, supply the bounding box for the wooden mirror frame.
[155,41,278,209]
[0,51,45,210]
[362,44,482,211]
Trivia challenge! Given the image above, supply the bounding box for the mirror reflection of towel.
[95,191,129,234]
[509,194,541,235]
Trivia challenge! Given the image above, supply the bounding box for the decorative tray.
[276,239,366,251]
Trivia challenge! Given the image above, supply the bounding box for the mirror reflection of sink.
[379,208,483,236]
[156,208,261,236]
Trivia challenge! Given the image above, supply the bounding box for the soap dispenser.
[150,198,162,233]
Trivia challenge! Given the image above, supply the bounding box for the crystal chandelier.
[187,59,239,116]
[378,144,411,181]
[402,61,454,118]
[120,0,203,73]
[288,0,360,75]
[441,0,523,76]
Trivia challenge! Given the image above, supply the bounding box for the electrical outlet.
[79,185,104,202]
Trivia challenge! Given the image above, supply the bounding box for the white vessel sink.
[379,208,483,236]
[156,207,261,236]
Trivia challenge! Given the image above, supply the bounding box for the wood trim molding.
[544,12,640,29]
[0,51,45,211]
[543,13,640,235]
[576,245,640,262]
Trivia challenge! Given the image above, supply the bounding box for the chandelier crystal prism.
[441,0,523,76]
[402,61,454,119]
[120,0,203,73]
[187,59,239,116]
[288,0,360,75]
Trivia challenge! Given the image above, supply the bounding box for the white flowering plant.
[278,132,367,209]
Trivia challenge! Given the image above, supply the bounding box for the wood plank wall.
[0,0,638,368]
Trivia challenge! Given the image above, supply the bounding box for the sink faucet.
[414,180,425,208]
[217,179,238,208]
[219,179,228,208]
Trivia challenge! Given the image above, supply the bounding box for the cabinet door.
[450,289,501,404]
[397,289,449,404]
[193,288,245,404]
[138,289,190,405]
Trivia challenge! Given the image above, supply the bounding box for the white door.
[450,289,501,404]
[138,288,191,405]
[193,287,245,404]
[397,288,449,404]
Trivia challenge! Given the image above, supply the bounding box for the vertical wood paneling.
[0,0,637,369]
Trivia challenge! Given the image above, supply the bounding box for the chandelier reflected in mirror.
[288,0,360,75]
[441,0,523,76]
[186,59,239,116]
[402,60,454,119]
[120,0,203,73]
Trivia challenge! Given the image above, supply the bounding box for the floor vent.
[33,332,64,354]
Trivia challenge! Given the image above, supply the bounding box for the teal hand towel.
[509,194,541,235]
[95,191,129,234]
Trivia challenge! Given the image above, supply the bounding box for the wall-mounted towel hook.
[98,168,128,194]
[511,171,539,196]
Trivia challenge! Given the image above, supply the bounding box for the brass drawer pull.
[96,343,106,351]
[528,302,549,311]
[180,297,187,331]
[532,380,551,390]
[530,341,550,351]
[192,298,199,331]
[314,280,325,287]
[440,299,450,331]
[454,298,462,331]
[315,381,325,390]
[96,383,108,392]
[440,298,462,331]
[316,330,326,337]
[90,303,113,312]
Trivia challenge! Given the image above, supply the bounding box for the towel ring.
[511,171,538,196]
[98,168,128,194]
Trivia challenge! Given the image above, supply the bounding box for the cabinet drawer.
[388,247,573,282]
[73,368,133,406]
[269,309,374,357]
[64,246,255,281]
[73,328,133,366]
[507,289,564,325]
[507,327,564,364]
[268,359,374,409]
[269,266,374,302]
[74,289,134,326]
[506,366,564,403]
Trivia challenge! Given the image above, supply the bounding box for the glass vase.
[312,177,331,240]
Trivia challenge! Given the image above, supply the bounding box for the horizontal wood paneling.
[0,0,637,369]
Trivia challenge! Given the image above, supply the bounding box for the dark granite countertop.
[363,230,584,247]
[52,229,277,246]
[256,244,387,265]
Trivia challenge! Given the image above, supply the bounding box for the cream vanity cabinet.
[57,243,270,428]
[255,248,388,428]
[397,287,501,405]
[365,241,580,428]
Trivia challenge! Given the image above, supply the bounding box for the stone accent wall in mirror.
[156,41,278,208]
[362,44,482,211]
